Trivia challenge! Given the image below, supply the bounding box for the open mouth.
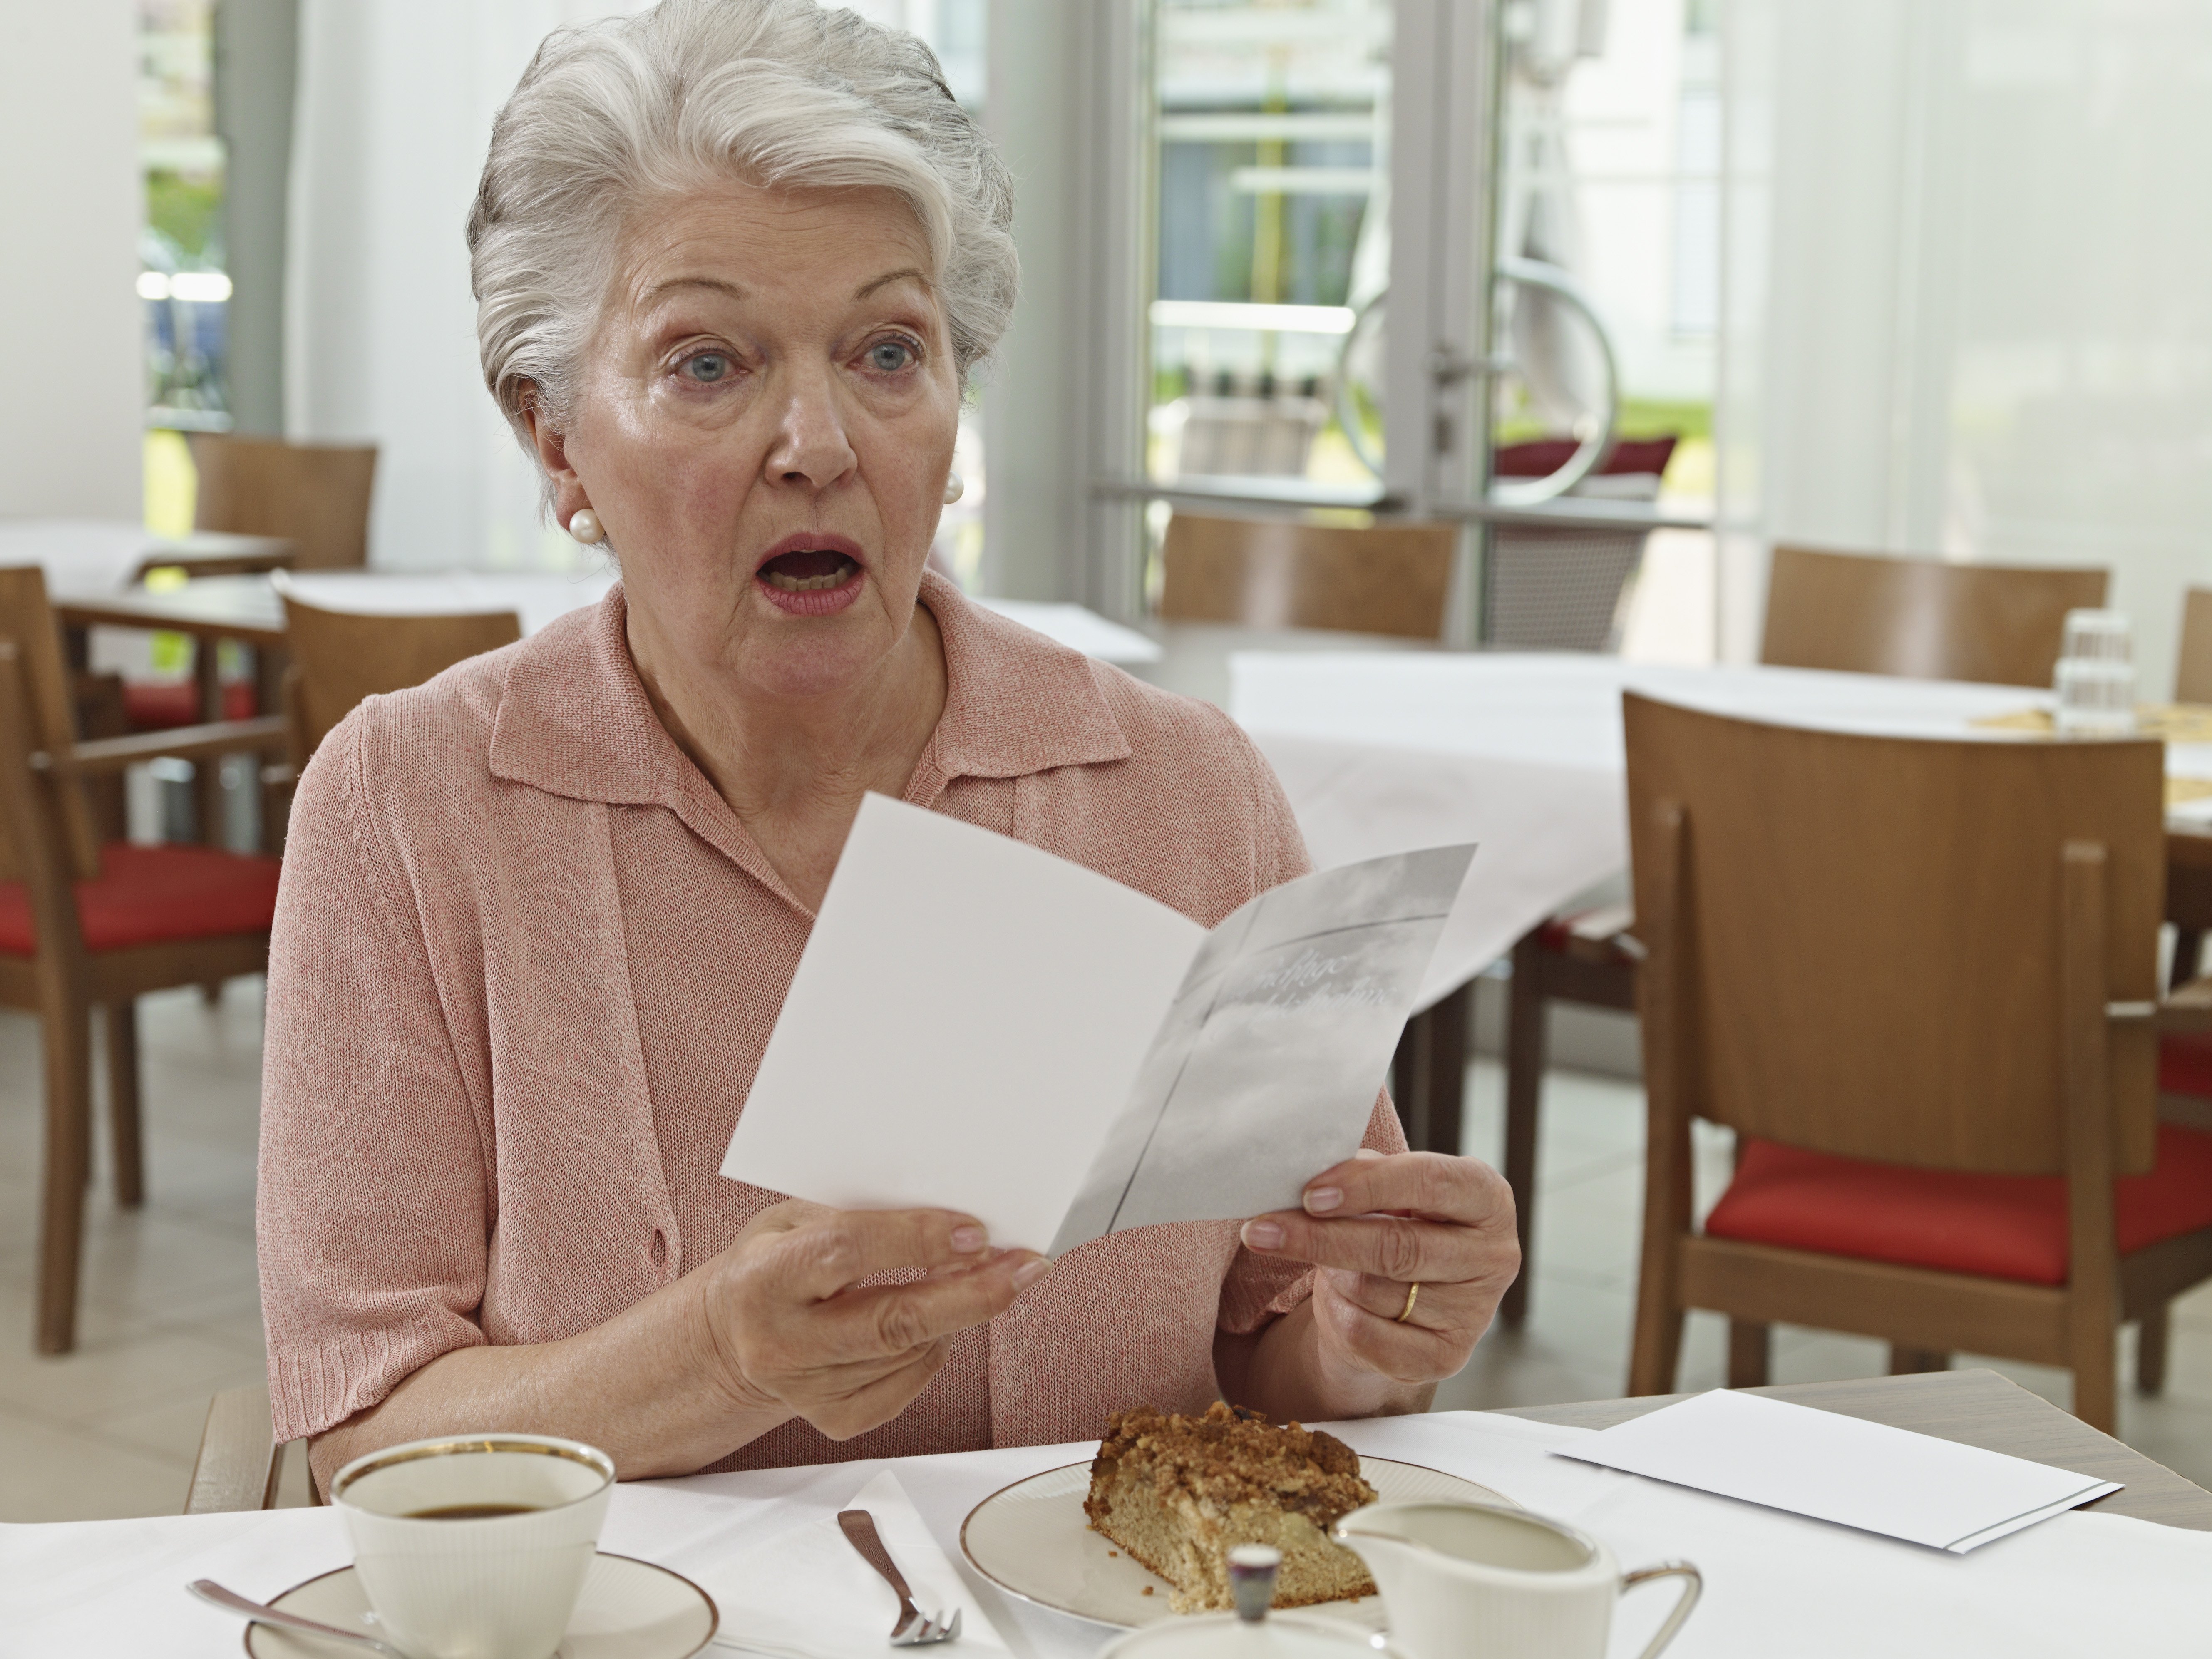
[758,548,861,593]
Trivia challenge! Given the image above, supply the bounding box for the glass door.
[1145,0,1395,495]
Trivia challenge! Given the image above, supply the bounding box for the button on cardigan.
[257,571,1404,1465]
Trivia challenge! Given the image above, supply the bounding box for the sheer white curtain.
[1715,0,2212,689]
[284,0,652,572]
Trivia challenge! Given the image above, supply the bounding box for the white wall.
[1718,0,2212,694]
[0,1,144,520]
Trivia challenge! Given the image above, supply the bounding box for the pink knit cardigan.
[256,572,1403,1465]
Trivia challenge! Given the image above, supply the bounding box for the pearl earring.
[569,508,605,545]
[942,472,965,506]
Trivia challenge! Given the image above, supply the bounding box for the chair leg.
[1887,1346,1949,1375]
[2173,929,2205,992]
[1727,1320,1770,1388]
[104,1001,144,1209]
[37,996,93,1354]
[2138,1306,2170,1396]
[1499,934,1547,1328]
[2071,1319,2119,1435]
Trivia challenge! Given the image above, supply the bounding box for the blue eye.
[684,353,731,383]
[867,339,916,373]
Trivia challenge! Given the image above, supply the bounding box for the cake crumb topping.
[1087,1401,1377,1524]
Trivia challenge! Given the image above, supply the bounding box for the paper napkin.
[601,1467,1015,1659]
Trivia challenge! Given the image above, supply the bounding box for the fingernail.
[1304,1186,1343,1214]
[951,1224,987,1254]
[1354,1148,1386,1161]
[1242,1219,1286,1251]
[1011,1255,1051,1290]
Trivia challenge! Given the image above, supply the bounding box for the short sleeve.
[256,716,492,1444]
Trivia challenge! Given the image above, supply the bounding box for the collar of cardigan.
[484,566,1134,811]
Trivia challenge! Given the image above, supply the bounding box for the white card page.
[720,795,1206,1251]
[1049,843,1476,1253]
[1556,1388,2122,1552]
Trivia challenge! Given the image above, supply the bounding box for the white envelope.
[1555,1389,2123,1552]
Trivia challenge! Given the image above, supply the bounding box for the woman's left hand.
[1239,1150,1519,1393]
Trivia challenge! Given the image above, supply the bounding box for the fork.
[837,1509,962,1645]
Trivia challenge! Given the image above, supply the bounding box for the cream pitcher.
[1333,1501,1701,1659]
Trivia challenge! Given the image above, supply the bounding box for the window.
[1147,0,1393,489]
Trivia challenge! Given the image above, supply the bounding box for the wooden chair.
[0,570,288,1353]
[1622,692,2212,1429]
[1759,544,2108,687]
[186,1383,289,1513]
[2175,589,2212,710]
[276,591,524,770]
[1157,512,1457,640]
[1496,544,2112,1328]
[187,435,378,571]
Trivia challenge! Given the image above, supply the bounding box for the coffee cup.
[1334,1501,1700,1659]
[330,1433,616,1659]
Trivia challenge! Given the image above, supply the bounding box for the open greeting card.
[721,794,1475,1255]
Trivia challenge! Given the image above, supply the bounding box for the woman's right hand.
[695,1200,1048,1441]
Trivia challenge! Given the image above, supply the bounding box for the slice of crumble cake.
[1083,1402,1378,1613]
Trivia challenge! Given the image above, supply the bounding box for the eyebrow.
[639,275,747,305]
[854,266,931,301]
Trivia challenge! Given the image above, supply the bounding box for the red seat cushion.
[0,842,281,956]
[122,680,258,729]
[1703,1125,2212,1286]
[2161,1032,2212,1099]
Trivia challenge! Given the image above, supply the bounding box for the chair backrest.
[1624,692,2162,1177]
[281,594,523,763]
[0,566,100,879]
[2176,588,2212,705]
[188,436,378,571]
[1157,512,1456,640]
[1761,544,2108,687]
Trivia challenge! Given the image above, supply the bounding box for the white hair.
[467,0,1018,450]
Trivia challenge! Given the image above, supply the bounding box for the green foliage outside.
[145,168,222,263]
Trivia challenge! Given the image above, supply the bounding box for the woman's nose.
[763,369,857,490]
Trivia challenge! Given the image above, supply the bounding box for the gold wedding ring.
[1395,1282,1421,1324]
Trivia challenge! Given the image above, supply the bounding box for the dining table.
[0,518,293,590]
[47,569,1165,668]
[1228,651,2212,1011]
[5,1370,2207,1657]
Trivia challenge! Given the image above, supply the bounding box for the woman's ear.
[520,387,592,523]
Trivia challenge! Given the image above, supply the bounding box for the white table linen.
[8,1412,2208,1659]
[0,519,266,596]
[1230,654,2088,1006]
[271,571,1157,666]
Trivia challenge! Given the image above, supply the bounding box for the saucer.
[243,1551,717,1658]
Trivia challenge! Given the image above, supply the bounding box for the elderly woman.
[259,0,1517,1494]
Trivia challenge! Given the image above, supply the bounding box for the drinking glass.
[2054,610,2136,736]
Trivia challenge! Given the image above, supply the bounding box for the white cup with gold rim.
[330,1433,616,1659]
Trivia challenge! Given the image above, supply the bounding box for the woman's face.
[539,181,960,703]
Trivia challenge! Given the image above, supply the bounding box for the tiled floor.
[0,985,2207,1522]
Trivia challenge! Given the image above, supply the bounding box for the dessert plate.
[960,1456,1515,1630]
[242,1552,717,1657]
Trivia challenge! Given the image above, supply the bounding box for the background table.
[52,570,1164,663]
[0,519,292,592]
[1232,652,2210,1008]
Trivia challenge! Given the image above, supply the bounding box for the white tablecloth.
[7,1412,2207,1658]
[277,572,1157,665]
[1230,653,2137,1007]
